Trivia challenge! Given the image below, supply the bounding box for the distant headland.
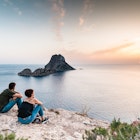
[18,54,75,77]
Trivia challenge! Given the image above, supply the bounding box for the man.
[0,82,22,113]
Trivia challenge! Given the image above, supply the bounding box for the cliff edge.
[0,106,109,140]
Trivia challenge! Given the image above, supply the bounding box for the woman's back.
[18,102,34,118]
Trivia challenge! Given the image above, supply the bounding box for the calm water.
[0,64,140,123]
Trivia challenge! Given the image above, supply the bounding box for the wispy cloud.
[78,0,95,33]
[61,48,91,64]
[51,0,65,41]
[81,24,96,32]
[79,0,94,26]
[14,7,22,15]
[79,17,84,26]
[63,41,140,64]
[90,42,139,64]
[93,42,135,55]
[3,0,22,16]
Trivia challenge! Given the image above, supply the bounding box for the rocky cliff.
[0,106,109,140]
[18,54,75,77]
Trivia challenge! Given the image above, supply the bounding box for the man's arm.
[13,92,23,98]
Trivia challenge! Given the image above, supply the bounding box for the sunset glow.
[0,0,140,64]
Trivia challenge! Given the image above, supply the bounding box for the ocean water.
[0,64,140,123]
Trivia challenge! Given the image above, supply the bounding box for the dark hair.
[25,89,33,97]
[9,82,16,90]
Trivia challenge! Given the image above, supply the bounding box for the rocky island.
[18,54,75,77]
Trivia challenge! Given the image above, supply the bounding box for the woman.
[18,89,48,124]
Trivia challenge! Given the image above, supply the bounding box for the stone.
[0,106,109,140]
[18,54,75,77]
[18,68,32,76]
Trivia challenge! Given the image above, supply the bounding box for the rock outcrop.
[0,106,109,140]
[18,68,32,76]
[18,54,75,77]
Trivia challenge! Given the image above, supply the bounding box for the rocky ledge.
[18,54,75,77]
[0,106,109,140]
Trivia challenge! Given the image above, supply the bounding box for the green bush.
[83,118,140,140]
[0,133,28,140]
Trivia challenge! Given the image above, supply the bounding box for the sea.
[0,64,140,123]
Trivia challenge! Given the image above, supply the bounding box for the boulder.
[18,68,32,76]
[18,54,75,77]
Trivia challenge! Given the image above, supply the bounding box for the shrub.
[83,118,140,140]
[0,133,28,140]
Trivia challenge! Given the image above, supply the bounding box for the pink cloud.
[51,0,65,41]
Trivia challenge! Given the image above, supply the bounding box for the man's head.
[9,82,16,90]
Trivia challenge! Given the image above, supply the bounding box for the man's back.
[0,89,15,111]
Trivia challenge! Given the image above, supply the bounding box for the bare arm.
[34,98,43,105]
[13,92,23,98]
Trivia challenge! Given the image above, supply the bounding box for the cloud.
[80,24,96,32]
[4,0,12,5]
[78,0,95,33]
[79,17,84,26]
[14,7,22,15]
[3,0,22,16]
[90,42,140,64]
[93,42,135,55]
[51,0,65,41]
[61,48,91,64]
[52,39,140,64]
[79,0,94,27]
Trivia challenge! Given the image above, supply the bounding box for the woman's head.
[25,89,34,97]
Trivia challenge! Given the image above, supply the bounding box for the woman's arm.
[34,98,43,105]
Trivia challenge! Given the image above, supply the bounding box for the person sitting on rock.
[18,89,48,124]
[0,82,23,113]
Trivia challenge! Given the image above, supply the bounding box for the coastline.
[0,64,140,122]
[0,106,109,140]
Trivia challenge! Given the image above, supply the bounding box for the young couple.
[0,82,48,124]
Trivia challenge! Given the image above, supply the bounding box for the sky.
[0,0,140,64]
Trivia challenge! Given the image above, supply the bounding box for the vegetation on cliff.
[83,118,140,140]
